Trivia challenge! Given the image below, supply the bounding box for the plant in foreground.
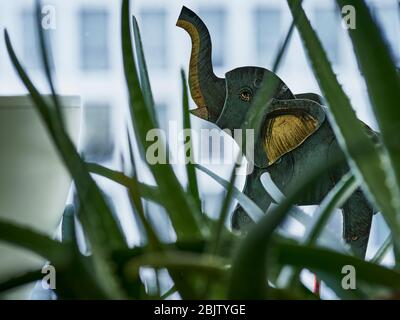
[0,0,399,299]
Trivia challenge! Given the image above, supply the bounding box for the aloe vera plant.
[1,0,400,300]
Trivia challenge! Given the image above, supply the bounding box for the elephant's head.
[177,6,326,167]
[215,67,297,132]
[176,7,294,126]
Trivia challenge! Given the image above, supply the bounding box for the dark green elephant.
[177,6,377,257]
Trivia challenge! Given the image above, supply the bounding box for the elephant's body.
[232,114,376,257]
[177,6,376,258]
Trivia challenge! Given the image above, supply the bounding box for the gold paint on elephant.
[264,112,318,165]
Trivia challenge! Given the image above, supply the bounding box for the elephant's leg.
[231,167,273,232]
[341,188,374,258]
[327,138,374,258]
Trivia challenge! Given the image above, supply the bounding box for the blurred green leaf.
[271,3,299,73]
[127,185,163,251]
[87,165,200,298]
[276,241,400,290]
[201,159,240,298]
[242,0,301,138]
[0,269,43,294]
[5,29,127,298]
[124,251,227,281]
[287,0,400,258]
[228,202,287,299]
[0,219,69,265]
[196,163,333,242]
[227,184,303,299]
[34,0,63,125]
[121,0,206,240]
[209,161,240,256]
[181,69,201,210]
[195,164,264,222]
[336,0,400,199]
[160,285,177,300]
[87,162,160,202]
[287,173,357,288]
[228,153,362,299]
[304,173,357,244]
[371,234,392,264]
[4,32,126,248]
[132,15,158,125]
[61,204,77,245]
[123,126,163,250]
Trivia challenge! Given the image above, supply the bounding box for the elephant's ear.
[259,99,326,166]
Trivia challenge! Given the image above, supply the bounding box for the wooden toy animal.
[177,6,377,257]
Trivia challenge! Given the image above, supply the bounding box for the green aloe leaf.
[5,29,127,298]
[243,0,301,137]
[336,0,400,197]
[371,234,392,264]
[181,69,201,210]
[87,163,210,254]
[121,0,206,240]
[34,0,63,124]
[286,0,400,257]
[160,285,177,300]
[226,173,318,299]
[132,15,158,125]
[209,162,239,255]
[87,164,201,298]
[228,154,362,299]
[304,173,358,245]
[127,185,163,251]
[196,163,331,240]
[276,241,400,290]
[87,163,161,203]
[195,164,264,222]
[123,127,163,250]
[124,251,227,281]
[0,269,43,294]
[286,173,357,288]
[61,204,77,245]
[201,160,240,299]
[228,196,289,299]
[0,220,69,265]
[4,32,126,249]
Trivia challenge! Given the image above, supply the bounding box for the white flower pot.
[0,95,81,299]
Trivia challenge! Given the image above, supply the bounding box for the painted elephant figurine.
[177,6,377,257]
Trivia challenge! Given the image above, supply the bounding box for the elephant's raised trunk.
[176,6,226,122]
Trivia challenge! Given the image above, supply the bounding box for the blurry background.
[0,0,399,298]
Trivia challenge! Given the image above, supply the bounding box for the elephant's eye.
[239,89,252,102]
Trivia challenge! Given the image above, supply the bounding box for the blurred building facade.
[0,0,399,263]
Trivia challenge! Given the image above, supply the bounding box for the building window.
[79,9,110,70]
[314,8,340,65]
[140,9,167,69]
[82,103,114,161]
[200,129,225,163]
[208,134,224,163]
[254,8,281,67]
[21,9,54,70]
[198,8,226,68]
